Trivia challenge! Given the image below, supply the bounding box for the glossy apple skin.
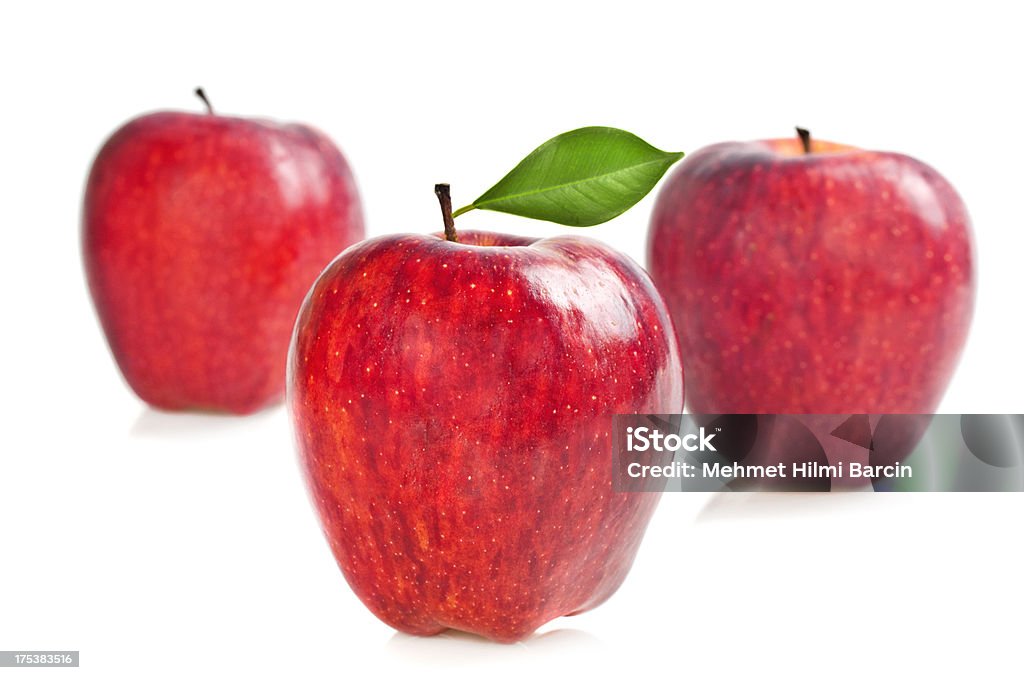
[648,138,974,415]
[289,231,683,642]
[83,111,363,414]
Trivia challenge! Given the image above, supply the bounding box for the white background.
[2,1,1023,678]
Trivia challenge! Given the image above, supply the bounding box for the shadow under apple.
[130,404,282,440]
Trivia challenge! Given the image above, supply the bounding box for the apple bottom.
[304,424,665,644]
[334,495,662,643]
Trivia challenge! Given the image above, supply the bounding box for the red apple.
[83,92,363,414]
[648,131,974,417]
[288,230,682,642]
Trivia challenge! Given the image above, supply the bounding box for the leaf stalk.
[434,184,459,243]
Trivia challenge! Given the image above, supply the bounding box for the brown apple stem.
[796,127,811,154]
[195,88,214,115]
[435,184,458,243]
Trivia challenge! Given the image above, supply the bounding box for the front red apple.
[289,231,682,642]
[648,135,974,415]
[83,104,363,414]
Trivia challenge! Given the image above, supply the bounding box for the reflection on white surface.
[386,627,603,664]
[695,489,876,522]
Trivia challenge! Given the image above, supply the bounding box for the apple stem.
[435,184,458,243]
[195,88,214,115]
[796,127,811,154]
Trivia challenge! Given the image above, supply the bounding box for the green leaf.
[453,127,684,227]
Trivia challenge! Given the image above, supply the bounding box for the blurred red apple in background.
[648,129,974,416]
[83,90,363,414]
[289,221,682,641]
